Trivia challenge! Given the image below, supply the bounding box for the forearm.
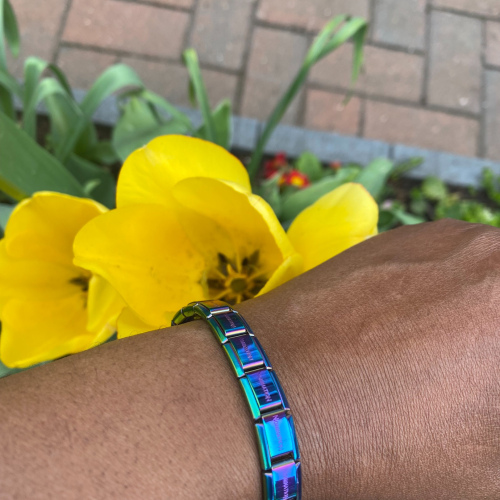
[0,293,358,500]
[1,221,499,500]
[0,320,261,499]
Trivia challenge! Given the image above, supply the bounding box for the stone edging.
[76,89,500,189]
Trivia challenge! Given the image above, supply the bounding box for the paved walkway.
[8,0,500,161]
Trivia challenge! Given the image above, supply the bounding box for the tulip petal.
[287,183,378,271]
[73,204,206,327]
[5,192,106,266]
[117,135,251,208]
[258,253,303,296]
[86,275,125,335]
[172,178,295,278]
[0,295,103,368]
[0,240,83,313]
[116,307,160,339]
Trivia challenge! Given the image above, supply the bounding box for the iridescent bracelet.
[172,300,302,500]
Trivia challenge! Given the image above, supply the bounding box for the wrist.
[236,297,368,500]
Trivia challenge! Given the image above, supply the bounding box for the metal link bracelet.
[172,300,302,500]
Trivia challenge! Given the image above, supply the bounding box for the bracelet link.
[172,300,301,500]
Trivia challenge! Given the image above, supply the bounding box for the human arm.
[0,219,499,499]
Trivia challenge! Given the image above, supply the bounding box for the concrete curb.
[69,90,500,188]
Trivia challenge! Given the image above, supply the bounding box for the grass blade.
[113,95,191,162]
[247,16,368,182]
[196,99,232,149]
[354,158,394,200]
[141,89,193,130]
[80,63,144,119]
[183,48,217,143]
[55,64,144,163]
[0,0,19,69]
[23,77,76,138]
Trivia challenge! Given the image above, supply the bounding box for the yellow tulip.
[0,192,124,368]
[74,136,378,338]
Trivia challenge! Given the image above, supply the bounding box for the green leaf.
[56,64,145,163]
[0,66,20,96]
[23,76,75,139]
[65,154,115,208]
[197,99,232,150]
[0,358,23,379]
[295,152,323,182]
[183,49,217,144]
[0,111,84,200]
[482,168,500,206]
[141,89,193,129]
[23,57,49,108]
[421,176,448,201]
[2,0,18,56]
[0,201,14,235]
[247,16,368,182]
[256,176,282,219]
[281,174,352,222]
[80,63,143,119]
[0,0,20,69]
[0,66,20,118]
[112,96,190,162]
[86,140,119,166]
[354,158,394,200]
[389,208,425,225]
[409,196,428,216]
[390,157,423,179]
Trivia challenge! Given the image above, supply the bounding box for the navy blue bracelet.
[172,300,302,500]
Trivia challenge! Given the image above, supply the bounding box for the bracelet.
[172,300,302,500]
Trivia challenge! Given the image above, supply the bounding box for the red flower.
[263,152,288,179]
[280,170,310,189]
[273,152,287,167]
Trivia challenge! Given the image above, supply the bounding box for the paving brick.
[310,44,423,102]
[241,28,308,125]
[304,89,361,135]
[427,11,482,113]
[257,0,370,31]
[486,22,500,67]
[122,57,238,108]
[364,101,479,157]
[372,0,426,51]
[190,0,255,71]
[63,0,189,59]
[7,0,68,78]
[57,47,117,89]
[485,70,500,161]
[432,0,500,17]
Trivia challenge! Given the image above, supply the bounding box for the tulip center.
[207,251,267,305]
[70,273,90,293]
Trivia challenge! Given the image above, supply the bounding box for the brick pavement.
[7,0,500,161]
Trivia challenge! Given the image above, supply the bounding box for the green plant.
[247,15,367,182]
[255,151,424,231]
[0,2,199,207]
[482,168,500,206]
[114,16,368,184]
[0,60,150,206]
[0,2,369,206]
[402,170,500,228]
[0,0,19,118]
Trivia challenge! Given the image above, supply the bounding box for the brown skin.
[0,219,499,499]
